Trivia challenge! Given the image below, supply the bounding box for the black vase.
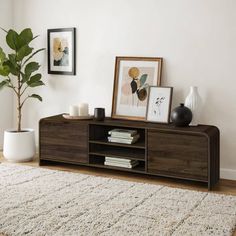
[171,103,192,127]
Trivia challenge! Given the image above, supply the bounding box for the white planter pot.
[3,129,36,162]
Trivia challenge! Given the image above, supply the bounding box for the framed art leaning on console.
[47,27,76,75]
[112,57,163,121]
[146,86,173,123]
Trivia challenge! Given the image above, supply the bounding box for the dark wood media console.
[39,115,220,190]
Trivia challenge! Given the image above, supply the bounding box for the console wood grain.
[39,115,220,190]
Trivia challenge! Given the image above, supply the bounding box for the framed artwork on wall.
[47,28,76,75]
[146,86,173,123]
[111,56,163,121]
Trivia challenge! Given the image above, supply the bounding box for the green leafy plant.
[0,28,45,132]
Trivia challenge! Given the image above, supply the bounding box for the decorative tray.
[62,114,94,120]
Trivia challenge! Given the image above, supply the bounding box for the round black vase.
[171,103,192,127]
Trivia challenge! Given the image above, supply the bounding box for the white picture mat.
[50,31,73,72]
[147,87,172,123]
[116,60,159,117]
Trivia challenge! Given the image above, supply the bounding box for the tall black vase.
[171,103,192,127]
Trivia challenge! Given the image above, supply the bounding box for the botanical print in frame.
[112,57,162,121]
[146,86,173,123]
[47,28,76,75]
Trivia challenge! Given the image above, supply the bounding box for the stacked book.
[104,156,139,169]
[108,128,140,144]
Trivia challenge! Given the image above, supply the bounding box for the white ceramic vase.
[184,86,202,126]
[3,129,36,162]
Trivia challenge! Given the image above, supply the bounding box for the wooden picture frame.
[47,28,76,75]
[111,56,163,121]
[146,86,173,123]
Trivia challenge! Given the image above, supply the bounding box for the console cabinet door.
[40,120,88,164]
[148,130,208,181]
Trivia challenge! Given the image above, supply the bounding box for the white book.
[105,157,133,163]
[105,159,138,165]
[108,136,139,144]
[108,129,137,138]
[104,161,139,169]
[110,134,140,141]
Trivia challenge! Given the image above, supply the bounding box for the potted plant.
[0,28,45,162]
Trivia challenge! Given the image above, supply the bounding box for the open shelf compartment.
[89,154,146,173]
[89,143,145,161]
[89,124,146,148]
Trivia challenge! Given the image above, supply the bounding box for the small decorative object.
[78,103,89,116]
[184,86,202,126]
[69,105,78,116]
[112,56,162,121]
[146,86,173,123]
[94,108,105,121]
[171,103,192,127]
[47,28,76,75]
[0,28,45,162]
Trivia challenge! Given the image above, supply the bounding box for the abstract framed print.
[146,86,173,123]
[112,56,163,121]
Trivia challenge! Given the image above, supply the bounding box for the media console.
[39,115,220,190]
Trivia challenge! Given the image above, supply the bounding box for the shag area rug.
[0,164,235,236]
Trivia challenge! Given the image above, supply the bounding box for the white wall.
[13,0,236,179]
[0,0,13,148]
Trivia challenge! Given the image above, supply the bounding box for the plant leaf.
[0,47,6,63]
[19,28,33,47]
[8,53,17,64]
[27,81,44,87]
[0,48,9,76]
[3,60,19,76]
[28,73,42,83]
[29,94,42,102]
[16,45,33,61]
[22,48,45,66]
[0,64,10,76]
[140,74,148,86]
[27,74,44,87]
[6,29,20,50]
[20,72,29,83]
[25,62,40,76]
[0,80,9,90]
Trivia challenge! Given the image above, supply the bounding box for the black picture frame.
[47,28,76,75]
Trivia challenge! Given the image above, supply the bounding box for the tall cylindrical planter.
[3,129,36,162]
[184,86,202,126]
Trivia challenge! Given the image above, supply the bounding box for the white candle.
[69,105,78,116]
[78,103,89,116]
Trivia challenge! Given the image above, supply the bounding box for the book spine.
[109,134,140,140]
[105,160,138,165]
[108,138,133,144]
[105,157,133,163]
[104,161,138,168]
[108,132,133,138]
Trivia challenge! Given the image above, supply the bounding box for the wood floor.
[1,155,236,236]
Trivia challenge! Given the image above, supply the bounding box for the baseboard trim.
[221,168,236,181]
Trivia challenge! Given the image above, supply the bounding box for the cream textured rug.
[0,164,235,236]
